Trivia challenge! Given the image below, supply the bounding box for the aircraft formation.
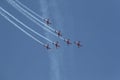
[0,0,83,50]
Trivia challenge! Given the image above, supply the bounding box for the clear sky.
[0,0,120,80]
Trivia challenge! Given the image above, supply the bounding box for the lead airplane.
[53,41,60,48]
[44,18,51,25]
[55,30,62,37]
[64,39,72,45]
[44,44,51,50]
[74,41,82,48]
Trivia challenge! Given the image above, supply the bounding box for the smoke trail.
[0,7,44,46]
[39,0,61,80]
[0,7,53,43]
[8,0,55,32]
[47,0,66,80]
[49,1,76,80]
[7,0,56,36]
[7,0,65,40]
[14,0,44,20]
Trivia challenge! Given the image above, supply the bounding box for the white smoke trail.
[0,7,53,43]
[7,0,57,37]
[0,7,44,46]
[48,0,66,80]
[14,0,44,20]
[39,0,61,80]
[8,0,55,32]
[7,0,65,40]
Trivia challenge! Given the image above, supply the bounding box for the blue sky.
[0,0,120,80]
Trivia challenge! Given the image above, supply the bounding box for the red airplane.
[64,39,72,45]
[53,41,60,48]
[44,44,51,50]
[44,19,51,25]
[74,41,82,48]
[55,30,62,37]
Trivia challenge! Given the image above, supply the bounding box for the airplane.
[44,18,51,25]
[53,41,60,48]
[74,41,82,48]
[44,44,51,49]
[55,30,62,37]
[64,39,72,45]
